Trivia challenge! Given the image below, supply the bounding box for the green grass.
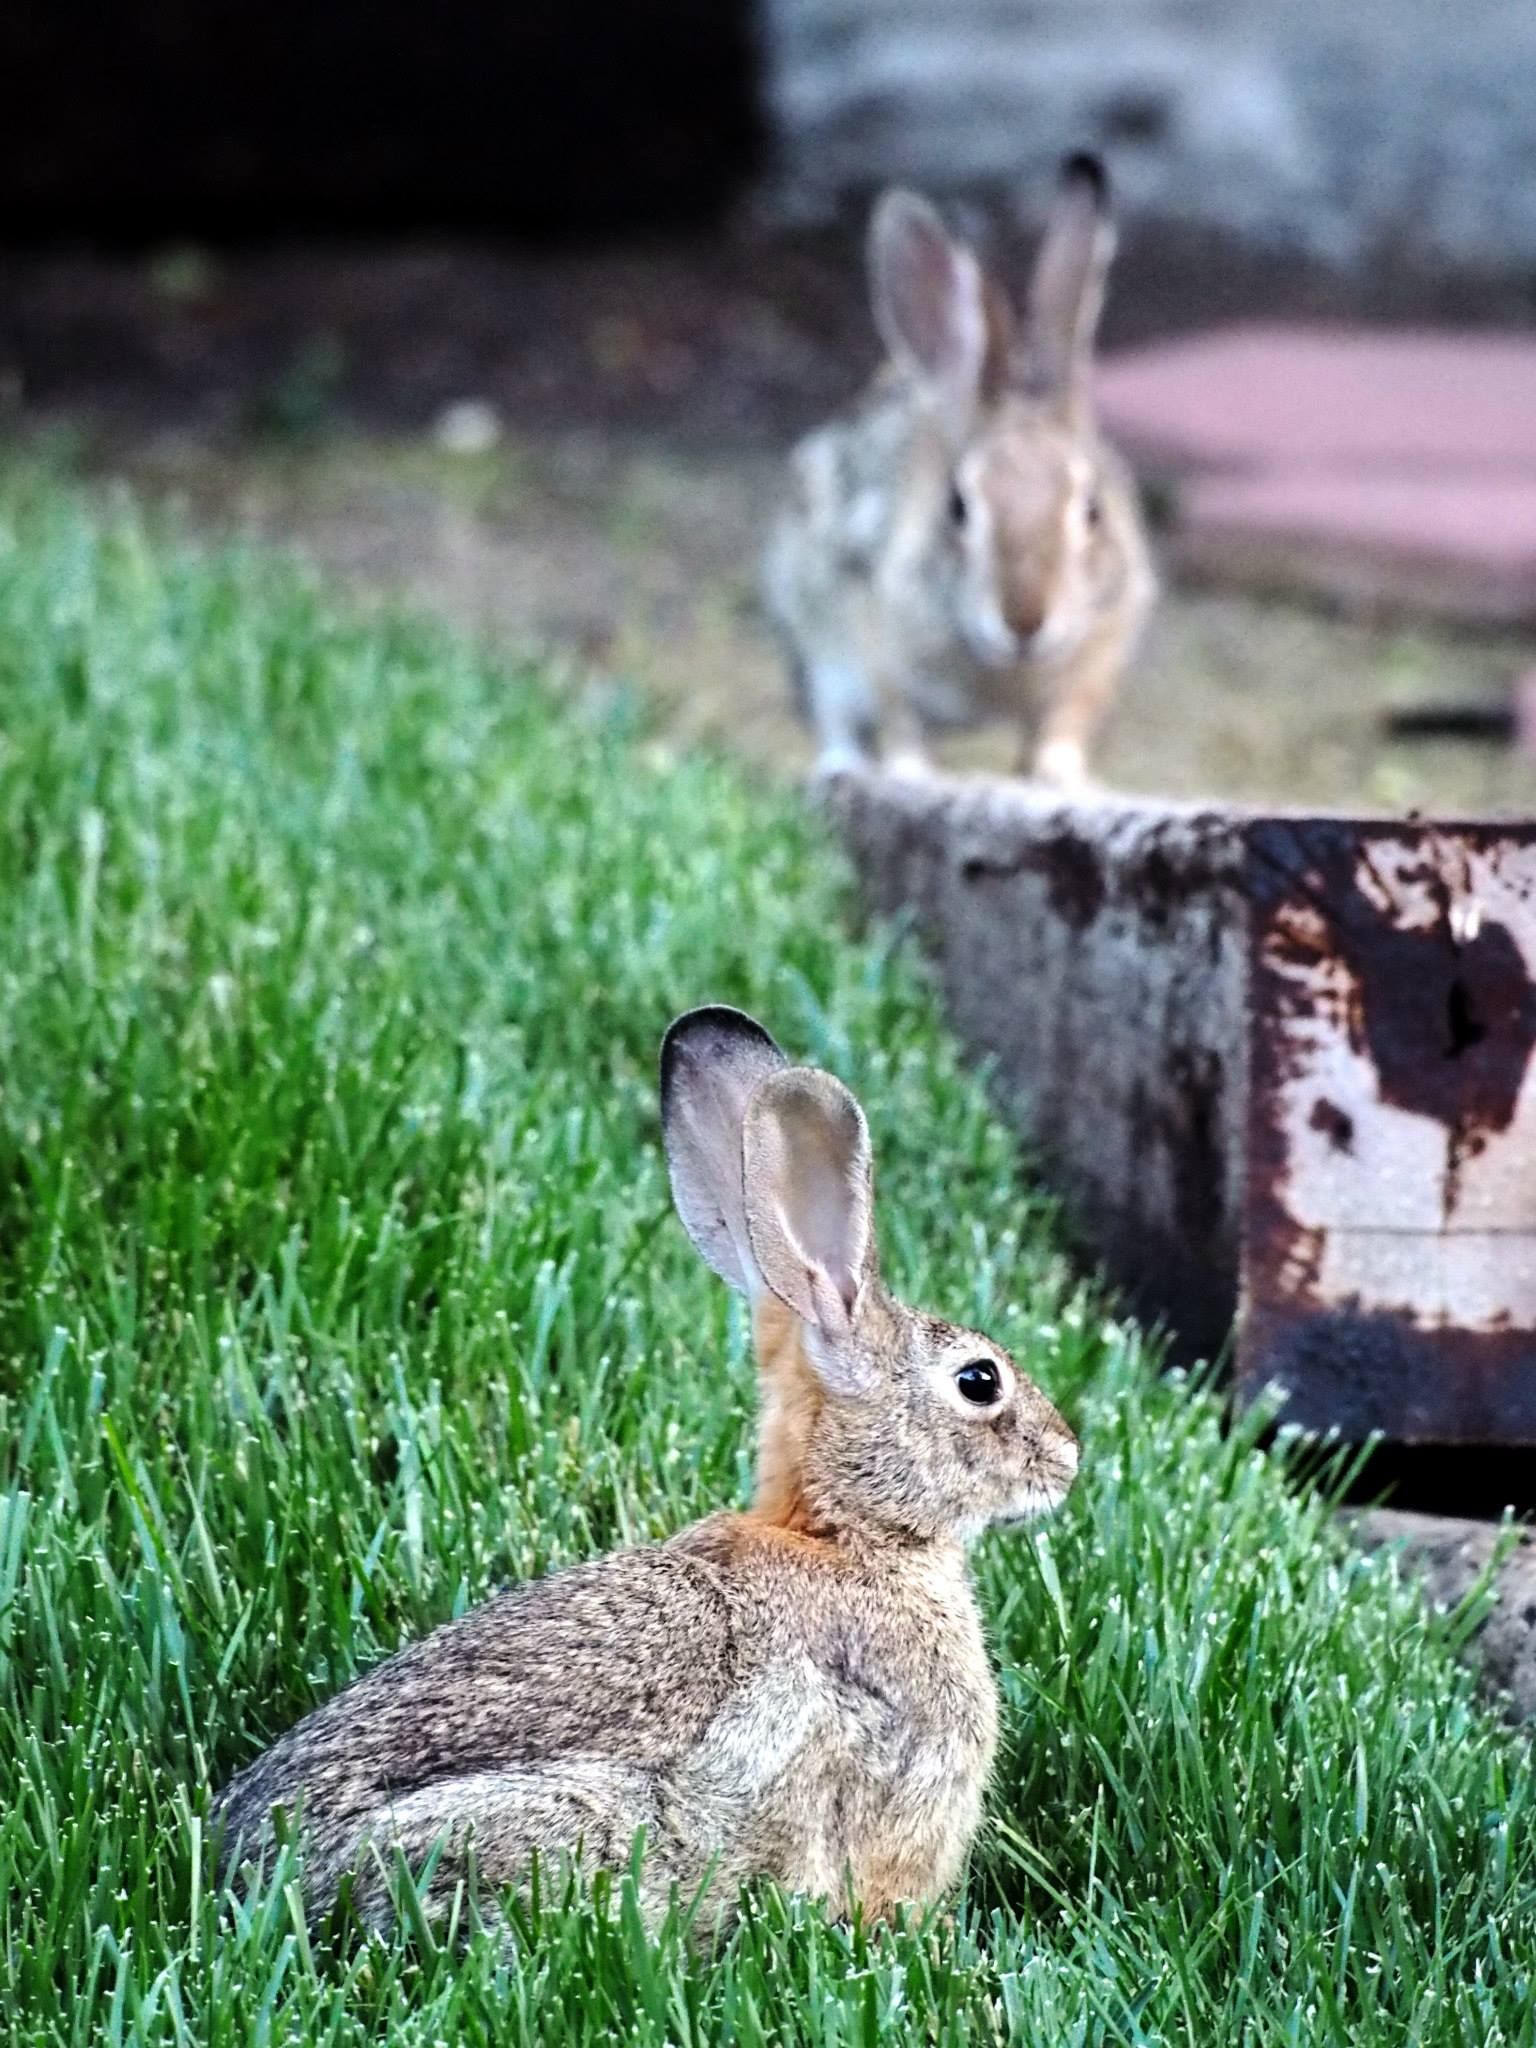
[0,468,1532,2046]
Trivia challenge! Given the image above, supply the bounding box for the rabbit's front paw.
[1031,737,1089,790]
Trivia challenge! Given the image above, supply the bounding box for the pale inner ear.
[743,1070,874,1337]
[775,1092,867,1312]
[869,190,988,427]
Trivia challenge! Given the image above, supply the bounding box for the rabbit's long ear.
[1026,152,1114,415]
[661,1006,788,1295]
[869,189,991,429]
[742,1068,878,1393]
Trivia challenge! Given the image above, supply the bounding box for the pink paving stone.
[1095,324,1536,617]
[1097,326,1536,476]
[1517,669,1536,757]
[1188,472,1536,571]
[1174,471,1536,624]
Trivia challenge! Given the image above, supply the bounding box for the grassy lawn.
[1,469,1533,2045]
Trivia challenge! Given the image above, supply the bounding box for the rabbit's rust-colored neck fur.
[749,1295,829,1534]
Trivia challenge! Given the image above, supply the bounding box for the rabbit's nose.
[998,575,1047,640]
[1042,1420,1079,1487]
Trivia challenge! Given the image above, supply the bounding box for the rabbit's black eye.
[955,1358,1003,1406]
[948,483,968,528]
[1084,492,1104,532]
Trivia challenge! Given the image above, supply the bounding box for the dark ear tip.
[1060,150,1110,207]
[659,1006,784,1104]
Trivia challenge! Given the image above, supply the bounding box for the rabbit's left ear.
[869,189,991,432]
[742,1067,878,1393]
[660,1007,788,1297]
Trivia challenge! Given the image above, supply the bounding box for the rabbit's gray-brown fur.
[216,1009,1079,1931]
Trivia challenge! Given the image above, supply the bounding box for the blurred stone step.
[1097,325,1536,623]
[1176,471,1536,626]
[1100,327,1536,474]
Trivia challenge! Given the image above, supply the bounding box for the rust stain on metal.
[1040,830,1108,928]
[1308,1098,1355,1152]
[1261,840,1536,1219]
[1331,864,1533,1191]
[1242,819,1536,1443]
[1125,1043,1229,1253]
[1244,1307,1536,1444]
[1123,838,1225,931]
[1165,1044,1227,1246]
[955,806,1239,937]
[960,826,1107,928]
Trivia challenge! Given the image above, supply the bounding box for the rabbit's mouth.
[961,610,1026,668]
[1023,611,1079,664]
[996,1438,1079,1525]
[961,608,1071,673]
[996,1477,1076,1527]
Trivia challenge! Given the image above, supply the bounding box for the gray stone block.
[1350,1509,1536,1723]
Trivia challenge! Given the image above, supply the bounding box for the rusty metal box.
[830,776,1536,1445]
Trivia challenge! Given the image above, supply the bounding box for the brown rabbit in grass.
[764,153,1156,786]
[215,1007,1079,1934]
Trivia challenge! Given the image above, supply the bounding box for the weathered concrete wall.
[762,0,1536,274]
[826,773,1251,1366]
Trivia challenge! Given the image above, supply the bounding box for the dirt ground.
[91,427,1536,818]
[4,232,1535,815]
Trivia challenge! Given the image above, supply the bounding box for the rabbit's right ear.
[1027,151,1115,416]
[660,1006,788,1296]
[869,189,991,429]
[741,1068,877,1391]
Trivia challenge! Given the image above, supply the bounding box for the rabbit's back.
[215,1543,745,1894]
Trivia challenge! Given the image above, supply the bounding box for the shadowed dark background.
[4,1,764,241]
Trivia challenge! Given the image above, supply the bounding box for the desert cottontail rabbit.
[216,1007,1079,1932]
[764,153,1155,786]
